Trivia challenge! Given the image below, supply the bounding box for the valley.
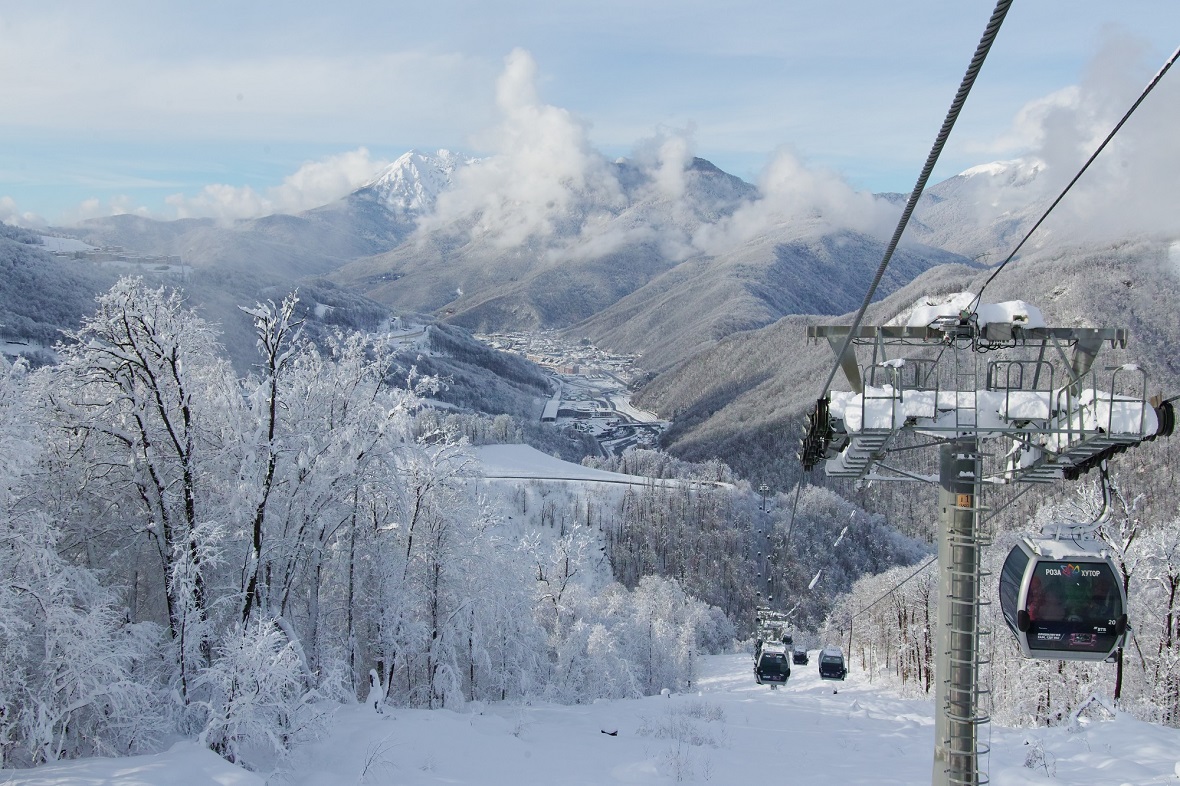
[476,329,667,457]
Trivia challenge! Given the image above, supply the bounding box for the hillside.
[568,228,967,371]
[0,235,124,362]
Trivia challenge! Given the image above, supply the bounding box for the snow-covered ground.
[0,338,55,363]
[7,652,1178,785]
[609,392,663,424]
[473,443,656,484]
[37,235,95,253]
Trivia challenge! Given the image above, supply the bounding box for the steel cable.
[819,0,1013,396]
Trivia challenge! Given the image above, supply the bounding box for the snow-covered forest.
[2,276,1179,782]
[1,277,926,772]
[0,278,746,769]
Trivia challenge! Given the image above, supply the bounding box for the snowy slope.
[37,235,96,253]
[7,653,1177,785]
[907,157,1054,262]
[473,443,661,484]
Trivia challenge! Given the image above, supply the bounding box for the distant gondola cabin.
[999,537,1127,662]
[818,647,847,680]
[754,643,791,686]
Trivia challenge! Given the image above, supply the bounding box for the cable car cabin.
[999,537,1128,662]
[818,647,847,680]
[754,643,791,687]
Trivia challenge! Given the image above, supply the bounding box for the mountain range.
[4,147,1178,507]
[27,150,977,370]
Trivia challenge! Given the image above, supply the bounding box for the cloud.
[631,126,697,202]
[692,148,893,256]
[164,148,389,223]
[0,11,488,144]
[421,49,624,248]
[17,149,388,226]
[59,197,152,226]
[974,30,1180,240]
[534,126,703,264]
[0,197,46,228]
[965,87,1081,157]
[419,52,897,261]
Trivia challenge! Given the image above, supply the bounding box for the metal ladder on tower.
[939,453,993,786]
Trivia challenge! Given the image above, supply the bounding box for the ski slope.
[7,652,1180,785]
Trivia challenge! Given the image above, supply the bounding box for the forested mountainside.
[0,279,933,768]
[562,229,968,372]
[0,236,124,360]
[0,234,560,422]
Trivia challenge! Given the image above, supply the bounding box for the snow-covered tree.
[197,618,321,769]
[40,278,243,700]
[0,355,163,767]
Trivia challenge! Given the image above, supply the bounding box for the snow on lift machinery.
[999,461,1128,662]
[754,605,794,652]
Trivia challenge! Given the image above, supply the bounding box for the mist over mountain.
[327,145,967,373]
[328,155,760,331]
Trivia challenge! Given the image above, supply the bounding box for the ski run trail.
[7,651,1180,785]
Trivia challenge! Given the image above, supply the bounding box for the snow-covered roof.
[1024,536,1113,561]
[828,386,1157,439]
[902,291,1046,330]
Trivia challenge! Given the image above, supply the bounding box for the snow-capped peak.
[361,149,478,214]
[953,157,1045,188]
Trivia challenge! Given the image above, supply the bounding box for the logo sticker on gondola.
[1044,563,1103,578]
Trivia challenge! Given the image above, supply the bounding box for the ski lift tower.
[801,295,1173,786]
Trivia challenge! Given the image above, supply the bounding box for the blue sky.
[2,1,1179,226]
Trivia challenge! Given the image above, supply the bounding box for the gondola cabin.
[818,647,847,680]
[754,643,791,687]
[999,536,1127,662]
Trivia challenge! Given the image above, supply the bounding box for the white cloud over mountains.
[0,197,44,228]
[418,49,885,258]
[9,30,1178,251]
[691,149,896,256]
[964,31,1180,241]
[0,39,998,248]
[164,149,391,223]
[419,49,625,249]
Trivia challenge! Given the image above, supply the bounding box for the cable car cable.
[969,42,1180,313]
[818,0,1013,398]
[781,471,808,553]
[840,481,1034,624]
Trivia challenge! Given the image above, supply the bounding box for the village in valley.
[475,330,667,457]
